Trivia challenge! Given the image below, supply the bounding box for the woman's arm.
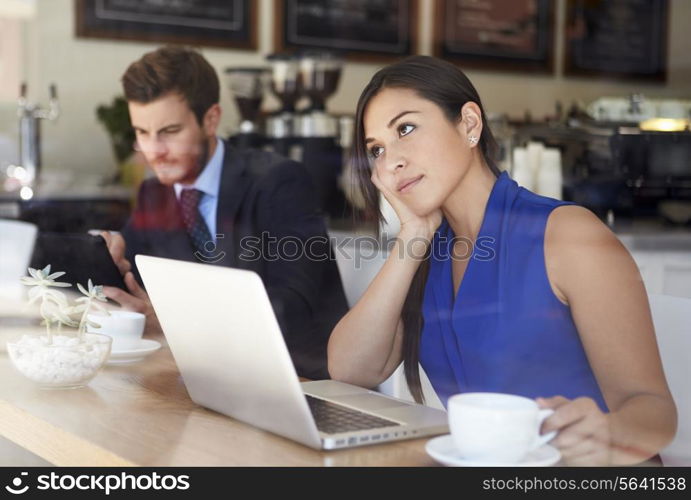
[327,226,432,387]
[542,205,677,465]
[328,167,441,387]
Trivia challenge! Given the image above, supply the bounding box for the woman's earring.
[468,135,479,145]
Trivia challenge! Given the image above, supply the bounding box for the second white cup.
[87,310,145,351]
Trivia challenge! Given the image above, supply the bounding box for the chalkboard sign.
[75,0,257,50]
[275,0,417,62]
[564,0,669,82]
[433,0,554,73]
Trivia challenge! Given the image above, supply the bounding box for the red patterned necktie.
[179,188,213,255]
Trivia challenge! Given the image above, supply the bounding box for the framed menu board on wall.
[564,0,669,82]
[433,0,555,73]
[275,0,417,62]
[75,0,257,50]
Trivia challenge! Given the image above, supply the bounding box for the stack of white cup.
[512,141,544,192]
[527,142,544,184]
[511,147,532,190]
[537,148,563,200]
[511,142,562,200]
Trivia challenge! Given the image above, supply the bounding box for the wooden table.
[0,313,437,467]
[0,302,668,467]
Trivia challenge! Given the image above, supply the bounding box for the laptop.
[136,254,448,450]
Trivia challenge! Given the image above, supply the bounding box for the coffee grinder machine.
[265,53,302,158]
[296,50,348,218]
[224,67,268,150]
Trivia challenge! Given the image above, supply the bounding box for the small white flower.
[21,265,72,306]
[76,279,109,313]
[19,266,111,344]
[76,279,107,302]
[75,279,110,336]
[20,265,72,288]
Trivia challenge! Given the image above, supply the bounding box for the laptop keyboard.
[306,395,401,434]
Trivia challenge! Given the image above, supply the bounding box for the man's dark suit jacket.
[121,142,348,379]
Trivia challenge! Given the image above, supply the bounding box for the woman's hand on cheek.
[371,167,441,241]
[537,396,612,466]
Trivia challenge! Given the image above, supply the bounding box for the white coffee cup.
[448,392,557,464]
[87,310,145,351]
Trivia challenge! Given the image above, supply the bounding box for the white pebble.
[8,334,110,386]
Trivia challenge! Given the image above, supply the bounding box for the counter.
[0,185,133,232]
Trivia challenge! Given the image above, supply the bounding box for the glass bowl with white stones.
[6,332,112,389]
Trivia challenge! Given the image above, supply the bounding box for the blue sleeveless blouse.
[419,172,608,411]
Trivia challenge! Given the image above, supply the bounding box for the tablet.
[29,232,127,290]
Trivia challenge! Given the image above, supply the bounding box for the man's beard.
[151,137,212,185]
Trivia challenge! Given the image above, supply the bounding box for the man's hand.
[103,272,162,334]
[100,231,132,276]
[99,231,161,333]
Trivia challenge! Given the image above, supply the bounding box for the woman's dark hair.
[351,55,501,403]
[121,46,219,125]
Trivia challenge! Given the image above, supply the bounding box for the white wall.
[1,0,690,180]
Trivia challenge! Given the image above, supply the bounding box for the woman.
[328,56,676,466]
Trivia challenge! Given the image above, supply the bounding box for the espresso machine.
[295,50,348,218]
[224,67,268,150]
[265,53,302,158]
[16,82,60,187]
[225,52,352,219]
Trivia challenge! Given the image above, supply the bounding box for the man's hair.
[121,46,219,125]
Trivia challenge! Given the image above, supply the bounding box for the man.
[102,46,348,379]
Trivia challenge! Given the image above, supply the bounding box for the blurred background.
[0,0,690,298]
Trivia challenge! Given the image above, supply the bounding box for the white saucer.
[107,339,162,365]
[426,435,561,467]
